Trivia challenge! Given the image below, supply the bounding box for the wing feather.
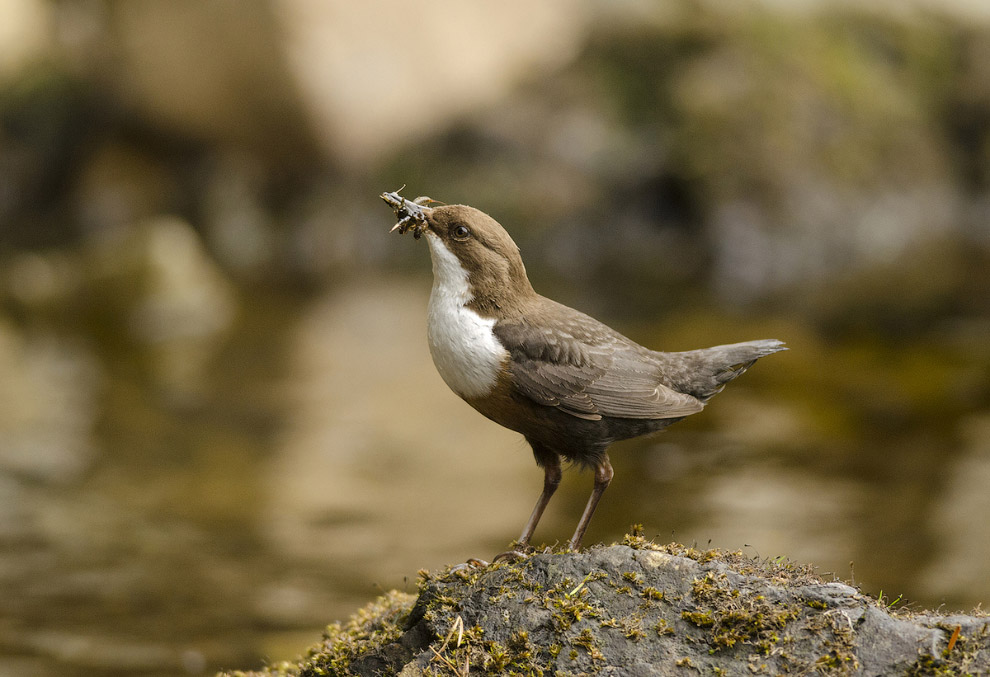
[494,306,703,421]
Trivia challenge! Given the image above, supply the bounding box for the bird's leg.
[567,456,614,551]
[493,453,561,562]
[517,457,562,546]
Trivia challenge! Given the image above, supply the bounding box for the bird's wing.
[493,308,704,422]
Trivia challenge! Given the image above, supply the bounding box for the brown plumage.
[383,191,786,554]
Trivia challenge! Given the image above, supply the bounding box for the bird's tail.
[661,339,787,402]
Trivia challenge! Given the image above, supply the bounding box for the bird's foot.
[448,557,490,573]
[448,544,541,571]
[492,541,542,563]
[492,549,527,563]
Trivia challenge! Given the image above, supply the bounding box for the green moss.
[622,571,644,585]
[656,618,675,636]
[548,582,600,630]
[571,627,604,662]
[483,640,511,673]
[682,610,716,628]
[906,624,988,676]
[219,590,415,677]
[642,586,666,602]
[621,526,654,550]
[816,651,856,673]
[601,614,648,641]
[682,571,800,656]
[618,533,823,592]
[223,538,989,676]
[624,622,647,642]
[422,620,557,676]
[807,610,859,675]
[682,548,725,565]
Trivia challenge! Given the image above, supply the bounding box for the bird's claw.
[448,548,532,572]
[492,549,529,564]
[449,558,490,573]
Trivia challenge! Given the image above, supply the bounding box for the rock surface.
[222,536,990,676]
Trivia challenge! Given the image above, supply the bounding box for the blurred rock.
[377,7,990,311]
[201,151,277,277]
[4,0,989,302]
[124,216,238,398]
[275,0,587,165]
[97,0,590,167]
[0,0,52,83]
[669,12,961,301]
[109,0,314,164]
[4,250,80,308]
[73,214,239,402]
[74,141,178,245]
[126,216,236,343]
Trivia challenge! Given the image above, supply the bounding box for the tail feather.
[660,339,786,402]
[710,339,787,382]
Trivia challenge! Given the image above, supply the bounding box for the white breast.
[425,234,508,399]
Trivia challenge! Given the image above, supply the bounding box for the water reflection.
[0,265,987,675]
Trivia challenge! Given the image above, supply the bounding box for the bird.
[381,189,786,555]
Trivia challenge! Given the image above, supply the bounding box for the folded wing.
[494,306,704,422]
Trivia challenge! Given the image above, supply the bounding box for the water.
[0,271,987,676]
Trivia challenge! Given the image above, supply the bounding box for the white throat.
[425,234,507,399]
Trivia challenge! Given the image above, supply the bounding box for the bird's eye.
[451,224,471,240]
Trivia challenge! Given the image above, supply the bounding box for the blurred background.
[1,0,988,674]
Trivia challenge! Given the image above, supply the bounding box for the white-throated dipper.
[382,189,786,555]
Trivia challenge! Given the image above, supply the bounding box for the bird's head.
[383,190,533,313]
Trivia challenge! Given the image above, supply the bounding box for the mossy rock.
[221,535,990,676]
